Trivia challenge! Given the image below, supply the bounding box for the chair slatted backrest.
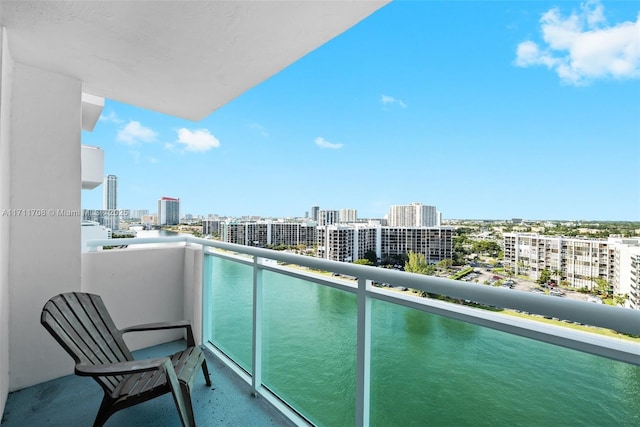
[41,292,134,394]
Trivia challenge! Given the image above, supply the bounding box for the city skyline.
[81,1,640,221]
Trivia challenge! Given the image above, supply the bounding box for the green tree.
[404,251,436,297]
[613,294,628,307]
[517,260,527,275]
[592,277,611,296]
[504,265,514,279]
[537,269,552,285]
[404,251,429,275]
[363,249,378,265]
[354,259,374,266]
[471,240,501,256]
[436,258,453,272]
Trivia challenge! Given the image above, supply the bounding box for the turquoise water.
[206,256,640,426]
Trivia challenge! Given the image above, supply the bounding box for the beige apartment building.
[504,233,640,302]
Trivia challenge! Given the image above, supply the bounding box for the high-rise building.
[339,209,357,223]
[130,209,149,220]
[501,233,640,292]
[101,175,119,230]
[318,210,339,226]
[158,197,180,226]
[317,223,453,263]
[311,206,320,222]
[388,203,437,227]
[103,175,117,210]
[218,220,317,248]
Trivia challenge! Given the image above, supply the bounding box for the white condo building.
[388,203,438,227]
[503,233,640,301]
[218,220,317,248]
[157,197,180,226]
[213,219,453,264]
[317,224,453,264]
[102,175,117,210]
[339,209,357,223]
[101,175,119,231]
[612,239,640,309]
[318,210,339,226]
[631,252,640,310]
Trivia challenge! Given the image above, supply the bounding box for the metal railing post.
[251,256,264,396]
[355,277,371,426]
[201,248,211,345]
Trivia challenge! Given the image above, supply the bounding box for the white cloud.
[315,137,343,149]
[177,128,220,152]
[381,94,407,108]
[98,111,124,124]
[515,1,640,84]
[117,121,158,144]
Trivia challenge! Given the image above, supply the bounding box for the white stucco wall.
[6,61,82,391]
[3,242,202,393]
[183,246,203,345]
[0,24,13,417]
[82,246,189,351]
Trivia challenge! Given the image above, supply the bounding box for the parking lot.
[459,268,593,303]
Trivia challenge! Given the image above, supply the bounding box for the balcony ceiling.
[0,0,388,121]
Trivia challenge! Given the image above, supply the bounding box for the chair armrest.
[121,320,195,346]
[121,320,191,332]
[75,357,171,377]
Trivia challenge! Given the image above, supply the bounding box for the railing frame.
[88,236,640,426]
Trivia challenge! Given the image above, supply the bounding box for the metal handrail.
[88,234,640,366]
[88,235,640,426]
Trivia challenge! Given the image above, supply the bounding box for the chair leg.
[93,395,116,427]
[180,381,196,427]
[165,361,192,427]
[201,359,212,387]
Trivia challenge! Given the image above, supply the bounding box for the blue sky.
[81,1,640,221]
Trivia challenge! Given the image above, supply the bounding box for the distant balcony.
[4,236,640,426]
[81,145,104,190]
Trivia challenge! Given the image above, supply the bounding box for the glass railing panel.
[370,299,640,426]
[205,255,253,373]
[262,269,357,426]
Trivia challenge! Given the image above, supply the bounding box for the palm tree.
[552,269,562,286]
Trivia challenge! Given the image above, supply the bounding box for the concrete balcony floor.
[1,340,293,427]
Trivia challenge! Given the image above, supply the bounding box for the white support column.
[0,25,14,416]
[355,277,371,426]
[251,256,263,396]
[3,60,82,390]
[184,245,203,345]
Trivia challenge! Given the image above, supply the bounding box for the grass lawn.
[502,309,640,343]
